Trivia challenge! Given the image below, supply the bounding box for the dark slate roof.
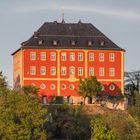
[12,21,125,55]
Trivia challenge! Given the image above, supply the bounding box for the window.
[40,83,46,89]
[53,40,57,45]
[51,67,56,75]
[100,41,105,46]
[42,96,47,104]
[61,52,66,61]
[89,67,94,76]
[70,67,75,76]
[61,67,66,75]
[71,40,76,46]
[61,84,66,90]
[41,52,46,61]
[99,53,104,61]
[69,84,74,90]
[38,40,43,45]
[89,53,94,61]
[88,41,92,46]
[110,68,115,77]
[50,84,56,90]
[40,66,46,75]
[78,67,83,76]
[30,52,36,60]
[70,53,75,61]
[109,53,115,62]
[51,52,56,61]
[78,53,83,61]
[99,68,104,76]
[30,66,36,75]
[109,84,115,91]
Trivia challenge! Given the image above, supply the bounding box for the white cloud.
[12,2,140,21]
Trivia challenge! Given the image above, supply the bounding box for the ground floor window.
[42,96,47,104]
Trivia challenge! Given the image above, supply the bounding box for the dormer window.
[100,40,105,46]
[71,41,76,46]
[88,41,93,46]
[38,40,43,45]
[53,40,58,46]
[34,32,39,38]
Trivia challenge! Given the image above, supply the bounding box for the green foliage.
[52,96,64,104]
[47,105,90,140]
[91,110,140,140]
[91,119,117,140]
[22,85,39,96]
[78,76,101,103]
[0,71,8,92]
[128,91,140,139]
[128,91,140,114]
[0,90,48,140]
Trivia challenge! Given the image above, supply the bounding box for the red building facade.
[12,21,125,103]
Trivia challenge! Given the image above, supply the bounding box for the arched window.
[40,83,46,89]
[109,84,115,91]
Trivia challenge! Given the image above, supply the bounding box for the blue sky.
[0,0,140,86]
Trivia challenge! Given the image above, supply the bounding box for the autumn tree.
[78,76,102,104]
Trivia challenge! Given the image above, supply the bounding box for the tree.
[91,119,117,140]
[125,70,140,92]
[47,105,90,140]
[0,90,48,139]
[22,85,39,96]
[0,71,8,92]
[78,76,102,104]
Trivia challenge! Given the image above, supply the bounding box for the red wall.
[22,49,123,99]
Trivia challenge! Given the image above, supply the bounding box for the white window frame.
[89,53,94,61]
[78,53,83,61]
[70,66,75,76]
[78,67,83,76]
[51,67,56,75]
[30,66,36,75]
[61,52,66,61]
[70,53,75,61]
[40,52,46,61]
[89,67,94,76]
[109,53,115,62]
[40,66,46,75]
[30,52,36,60]
[109,84,115,91]
[99,53,104,62]
[110,68,115,77]
[51,52,56,61]
[61,67,66,76]
[99,67,104,76]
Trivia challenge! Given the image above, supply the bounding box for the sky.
[0,0,140,86]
